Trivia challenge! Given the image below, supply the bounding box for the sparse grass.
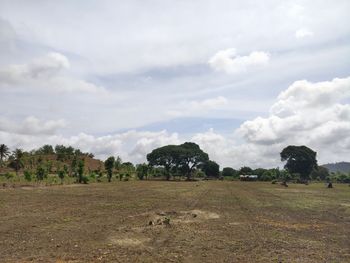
[0,181,349,262]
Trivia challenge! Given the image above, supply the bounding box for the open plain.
[0,181,349,262]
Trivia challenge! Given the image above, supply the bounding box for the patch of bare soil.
[109,235,151,247]
[148,209,220,225]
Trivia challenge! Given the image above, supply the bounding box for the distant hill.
[322,162,350,173]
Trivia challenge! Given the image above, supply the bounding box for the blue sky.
[0,0,350,168]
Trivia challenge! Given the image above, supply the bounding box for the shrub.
[36,166,47,181]
[4,172,14,180]
[57,170,65,184]
[24,170,32,182]
[81,175,89,184]
[271,179,277,184]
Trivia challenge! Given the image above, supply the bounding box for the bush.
[57,170,65,184]
[24,170,32,182]
[81,175,89,184]
[271,179,277,184]
[36,166,47,181]
[4,172,14,180]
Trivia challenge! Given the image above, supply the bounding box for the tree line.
[1,142,349,184]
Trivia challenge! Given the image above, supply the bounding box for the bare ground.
[0,181,349,262]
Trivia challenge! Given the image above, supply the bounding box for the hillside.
[0,154,104,175]
[322,162,350,173]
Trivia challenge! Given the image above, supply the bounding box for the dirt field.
[0,181,349,262]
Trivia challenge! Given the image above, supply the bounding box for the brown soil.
[0,181,349,262]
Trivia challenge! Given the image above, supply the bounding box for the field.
[0,181,349,262]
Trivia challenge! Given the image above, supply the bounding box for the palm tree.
[0,144,10,167]
[9,149,24,175]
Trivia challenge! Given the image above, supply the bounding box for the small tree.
[136,163,149,180]
[36,166,47,181]
[0,144,10,167]
[222,167,237,178]
[57,169,65,184]
[9,149,24,175]
[202,160,220,178]
[105,156,115,182]
[76,159,85,183]
[24,170,32,182]
[239,166,253,175]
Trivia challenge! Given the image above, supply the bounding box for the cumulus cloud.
[208,48,270,74]
[295,28,314,39]
[0,52,105,93]
[237,76,350,164]
[0,116,66,135]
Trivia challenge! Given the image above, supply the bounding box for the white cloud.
[0,124,180,163]
[0,116,66,135]
[0,52,105,93]
[295,28,314,39]
[237,76,350,164]
[208,48,270,74]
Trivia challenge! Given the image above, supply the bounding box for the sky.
[0,0,350,168]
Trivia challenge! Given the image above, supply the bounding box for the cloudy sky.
[0,0,350,168]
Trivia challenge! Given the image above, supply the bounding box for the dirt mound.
[149,210,220,225]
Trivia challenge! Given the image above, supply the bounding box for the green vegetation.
[0,142,349,186]
[280,145,317,182]
[0,144,10,167]
[147,142,210,180]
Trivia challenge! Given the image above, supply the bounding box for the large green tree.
[178,142,209,180]
[280,145,317,182]
[147,142,209,180]
[0,144,10,167]
[147,145,180,180]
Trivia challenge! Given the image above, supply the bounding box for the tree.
[24,170,32,182]
[253,168,267,179]
[9,149,24,175]
[310,166,329,181]
[222,167,237,178]
[57,169,65,184]
[202,160,220,178]
[147,142,209,180]
[280,145,317,183]
[0,144,10,167]
[105,156,115,182]
[178,142,209,180]
[76,159,85,183]
[36,165,47,181]
[36,145,54,155]
[136,163,149,180]
[147,145,180,180]
[115,156,122,171]
[239,166,253,175]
